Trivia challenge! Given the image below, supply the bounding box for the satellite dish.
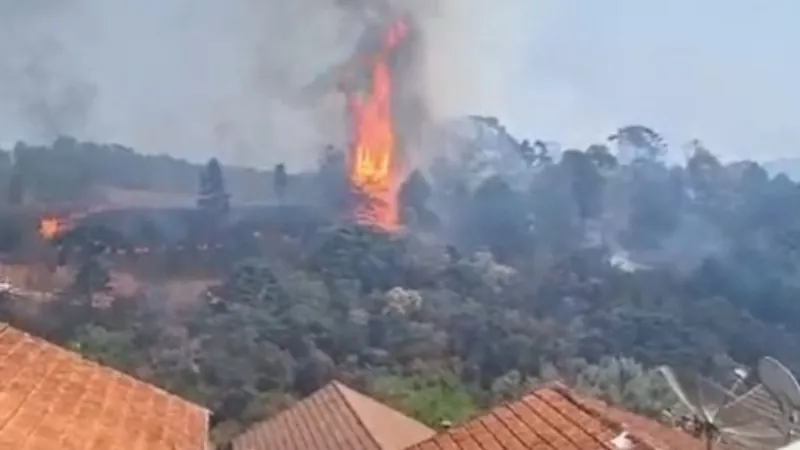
[658,365,787,449]
[758,356,800,442]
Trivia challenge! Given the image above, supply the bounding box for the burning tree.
[344,18,411,231]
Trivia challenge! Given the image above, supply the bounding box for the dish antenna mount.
[658,365,786,449]
[757,356,800,444]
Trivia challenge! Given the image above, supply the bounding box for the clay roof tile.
[232,381,436,450]
[0,323,209,450]
[406,383,706,450]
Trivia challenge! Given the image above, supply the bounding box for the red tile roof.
[232,381,436,450]
[406,383,705,450]
[0,323,209,450]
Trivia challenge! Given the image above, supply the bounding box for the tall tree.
[686,140,723,206]
[460,175,530,261]
[198,158,230,217]
[560,150,604,222]
[6,169,24,205]
[315,145,349,216]
[274,163,288,203]
[586,144,618,171]
[609,125,666,163]
[399,170,439,229]
[74,256,111,296]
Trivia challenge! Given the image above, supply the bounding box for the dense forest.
[1,124,800,446]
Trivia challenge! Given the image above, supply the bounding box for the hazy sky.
[0,0,797,168]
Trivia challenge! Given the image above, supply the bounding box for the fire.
[37,205,104,241]
[347,19,408,231]
[39,217,62,240]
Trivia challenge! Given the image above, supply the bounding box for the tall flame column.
[346,19,408,231]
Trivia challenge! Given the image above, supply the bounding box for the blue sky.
[0,0,797,167]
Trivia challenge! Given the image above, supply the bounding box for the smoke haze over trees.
[1,1,800,447]
[1,0,799,168]
[0,122,798,446]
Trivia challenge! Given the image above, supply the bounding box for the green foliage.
[5,129,800,447]
[567,357,678,416]
[399,170,438,230]
[372,373,477,426]
[560,149,605,221]
[68,324,141,370]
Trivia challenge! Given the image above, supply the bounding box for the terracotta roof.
[406,383,705,450]
[0,323,209,450]
[232,381,436,450]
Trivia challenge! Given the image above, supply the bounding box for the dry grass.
[96,186,196,209]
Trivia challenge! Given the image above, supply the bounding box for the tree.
[568,357,678,416]
[399,170,438,229]
[609,125,666,163]
[6,169,24,205]
[560,150,604,222]
[586,144,618,171]
[74,257,111,296]
[458,175,530,261]
[519,140,553,167]
[315,145,349,215]
[198,157,230,217]
[624,163,683,249]
[68,324,140,370]
[274,163,288,203]
[7,123,800,449]
[293,345,335,395]
[686,141,723,206]
[371,373,477,427]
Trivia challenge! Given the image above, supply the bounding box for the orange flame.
[347,19,408,231]
[39,217,62,240]
[38,205,107,242]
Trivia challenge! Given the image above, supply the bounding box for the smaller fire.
[38,206,102,241]
[39,217,62,241]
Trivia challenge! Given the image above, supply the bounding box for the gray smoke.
[0,0,795,169]
[0,0,535,170]
[0,0,367,168]
[0,1,96,140]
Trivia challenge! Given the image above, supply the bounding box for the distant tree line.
[0,136,294,205]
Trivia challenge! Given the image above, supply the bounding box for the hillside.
[0,137,294,205]
[0,128,799,446]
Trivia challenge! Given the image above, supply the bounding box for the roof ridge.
[529,388,616,449]
[0,322,209,450]
[405,382,704,450]
[330,380,385,450]
[547,383,628,432]
[404,381,615,448]
[547,383,669,450]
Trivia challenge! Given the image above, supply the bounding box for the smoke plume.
[0,0,367,169]
[0,0,796,169]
